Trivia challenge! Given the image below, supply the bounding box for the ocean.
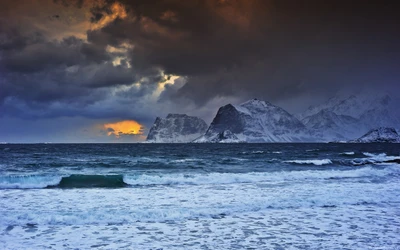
[0,143,399,249]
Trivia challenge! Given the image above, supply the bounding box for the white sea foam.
[2,206,400,250]
[352,153,400,166]
[2,144,400,249]
[124,166,399,186]
[1,165,398,189]
[171,158,200,163]
[1,170,399,227]
[363,152,387,158]
[284,159,332,165]
[1,165,400,249]
[342,151,355,155]
[0,175,63,189]
[240,151,265,155]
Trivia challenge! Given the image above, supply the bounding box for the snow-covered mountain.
[298,95,370,120]
[146,114,208,143]
[348,127,400,143]
[302,110,359,140]
[195,99,314,143]
[358,96,400,129]
[298,93,400,141]
[146,94,400,143]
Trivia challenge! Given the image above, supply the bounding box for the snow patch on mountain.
[348,127,400,143]
[194,130,245,143]
[146,114,208,143]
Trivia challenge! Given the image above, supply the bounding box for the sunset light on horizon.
[102,120,145,139]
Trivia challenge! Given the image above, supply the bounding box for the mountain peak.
[146,114,208,143]
[240,98,272,108]
[199,99,310,143]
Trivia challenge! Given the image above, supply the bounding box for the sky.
[0,0,399,142]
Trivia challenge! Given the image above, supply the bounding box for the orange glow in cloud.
[103,120,144,138]
[91,2,128,30]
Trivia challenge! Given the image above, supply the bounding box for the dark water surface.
[1,143,399,249]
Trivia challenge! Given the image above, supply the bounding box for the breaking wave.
[2,165,398,189]
[56,174,127,188]
[341,152,355,155]
[0,175,62,189]
[124,166,399,186]
[350,152,400,165]
[284,159,333,165]
[239,150,265,155]
[0,174,127,189]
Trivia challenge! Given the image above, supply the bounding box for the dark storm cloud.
[1,0,400,123]
[85,0,400,107]
[53,0,84,8]
[0,27,44,52]
[0,0,167,121]
[88,0,271,75]
[1,34,111,73]
[0,61,136,104]
[0,18,139,118]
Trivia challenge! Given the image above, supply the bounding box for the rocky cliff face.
[146,114,208,143]
[196,99,313,142]
[348,127,400,143]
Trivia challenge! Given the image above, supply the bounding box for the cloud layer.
[1,0,399,141]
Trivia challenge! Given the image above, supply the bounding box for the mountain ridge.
[145,94,400,143]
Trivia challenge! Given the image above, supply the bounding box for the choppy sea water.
[0,143,399,249]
